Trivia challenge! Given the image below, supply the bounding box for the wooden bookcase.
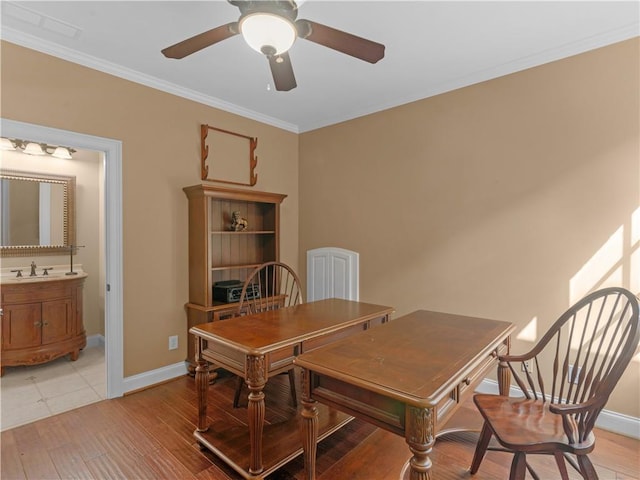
[183,184,287,367]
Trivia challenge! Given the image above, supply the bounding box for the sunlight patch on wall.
[570,226,623,304]
[631,206,640,247]
[631,248,640,295]
[517,316,538,343]
[631,206,640,294]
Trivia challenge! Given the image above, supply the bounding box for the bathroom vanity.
[0,271,87,376]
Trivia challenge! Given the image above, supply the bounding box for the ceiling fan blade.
[162,22,239,59]
[296,19,384,64]
[268,52,297,91]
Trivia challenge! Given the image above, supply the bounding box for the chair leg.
[470,421,493,474]
[232,375,244,408]
[577,455,599,480]
[288,369,298,407]
[509,452,527,480]
[554,451,570,480]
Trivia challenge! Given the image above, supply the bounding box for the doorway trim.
[1,118,124,398]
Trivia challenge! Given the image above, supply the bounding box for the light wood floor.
[2,371,638,479]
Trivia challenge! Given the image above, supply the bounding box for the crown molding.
[2,21,637,134]
[0,27,300,134]
[297,22,640,132]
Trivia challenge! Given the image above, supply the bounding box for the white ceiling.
[1,1,638,133]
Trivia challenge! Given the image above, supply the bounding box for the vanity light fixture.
[51,146,73,159]
[0,137,76,159]
[23,142,46,156]
[0,138,16,151]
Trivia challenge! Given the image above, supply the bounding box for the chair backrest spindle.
[237,261,303,315]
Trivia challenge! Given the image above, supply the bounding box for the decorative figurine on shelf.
[231,211,248,231]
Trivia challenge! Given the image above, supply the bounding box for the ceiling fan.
[161,0,385,91]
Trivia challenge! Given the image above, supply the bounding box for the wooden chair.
[233,261,303,408]
[470,287,639,480]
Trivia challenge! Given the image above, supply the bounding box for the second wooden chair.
[470,287,639,480]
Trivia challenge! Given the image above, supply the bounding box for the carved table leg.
[195,355,210,432]
[300,369,319,480]
[246,354,266,476]
[498,336,511,396]
[405,406,435,480]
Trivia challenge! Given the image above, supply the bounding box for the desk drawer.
[458,348,502,398]
[369,314,390,327]
[202,341,245,373]
[302,323,366,353]
[436,389,458,424]
[268,343,300,372]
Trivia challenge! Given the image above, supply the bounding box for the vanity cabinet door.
[41,299,73,345]
[1,303,42,350]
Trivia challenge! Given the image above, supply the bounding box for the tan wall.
[1,149,104,337]
[0,41,299,376]
[299,38,640,417]
[2,37,637,419]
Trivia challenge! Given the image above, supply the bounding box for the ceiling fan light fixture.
[240,12,296,56]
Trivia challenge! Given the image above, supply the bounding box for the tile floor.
[0,346,105,431]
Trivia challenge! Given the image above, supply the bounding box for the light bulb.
[0,138,16,151]
[240,13,296,56]
[52,146,73,159]
[23,142,46,155]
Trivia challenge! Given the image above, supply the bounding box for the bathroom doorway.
[1,118,124,405]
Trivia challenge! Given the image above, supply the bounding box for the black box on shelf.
[213,280,261,303]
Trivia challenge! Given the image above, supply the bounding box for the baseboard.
[83,336,188,396]
[86,334,105,349]
[476,379,640,440]
[122,361,189,395]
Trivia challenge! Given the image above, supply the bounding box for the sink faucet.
[30,261,37,277]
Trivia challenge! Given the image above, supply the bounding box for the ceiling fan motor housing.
[235,1,299,56]
[232,0,299,22]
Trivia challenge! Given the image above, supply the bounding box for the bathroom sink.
[0,265,86,284]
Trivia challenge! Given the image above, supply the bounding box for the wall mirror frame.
[0,169,76,257]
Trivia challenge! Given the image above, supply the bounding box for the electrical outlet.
[168,335,178,350]
[568,364,581,384]
[521,361,531,373]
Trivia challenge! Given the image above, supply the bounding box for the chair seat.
[474,394,595,454]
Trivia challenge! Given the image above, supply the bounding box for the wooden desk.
[189,298,394,479]
[295,310,515,480]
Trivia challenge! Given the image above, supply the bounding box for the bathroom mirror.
[0,170,76,257]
